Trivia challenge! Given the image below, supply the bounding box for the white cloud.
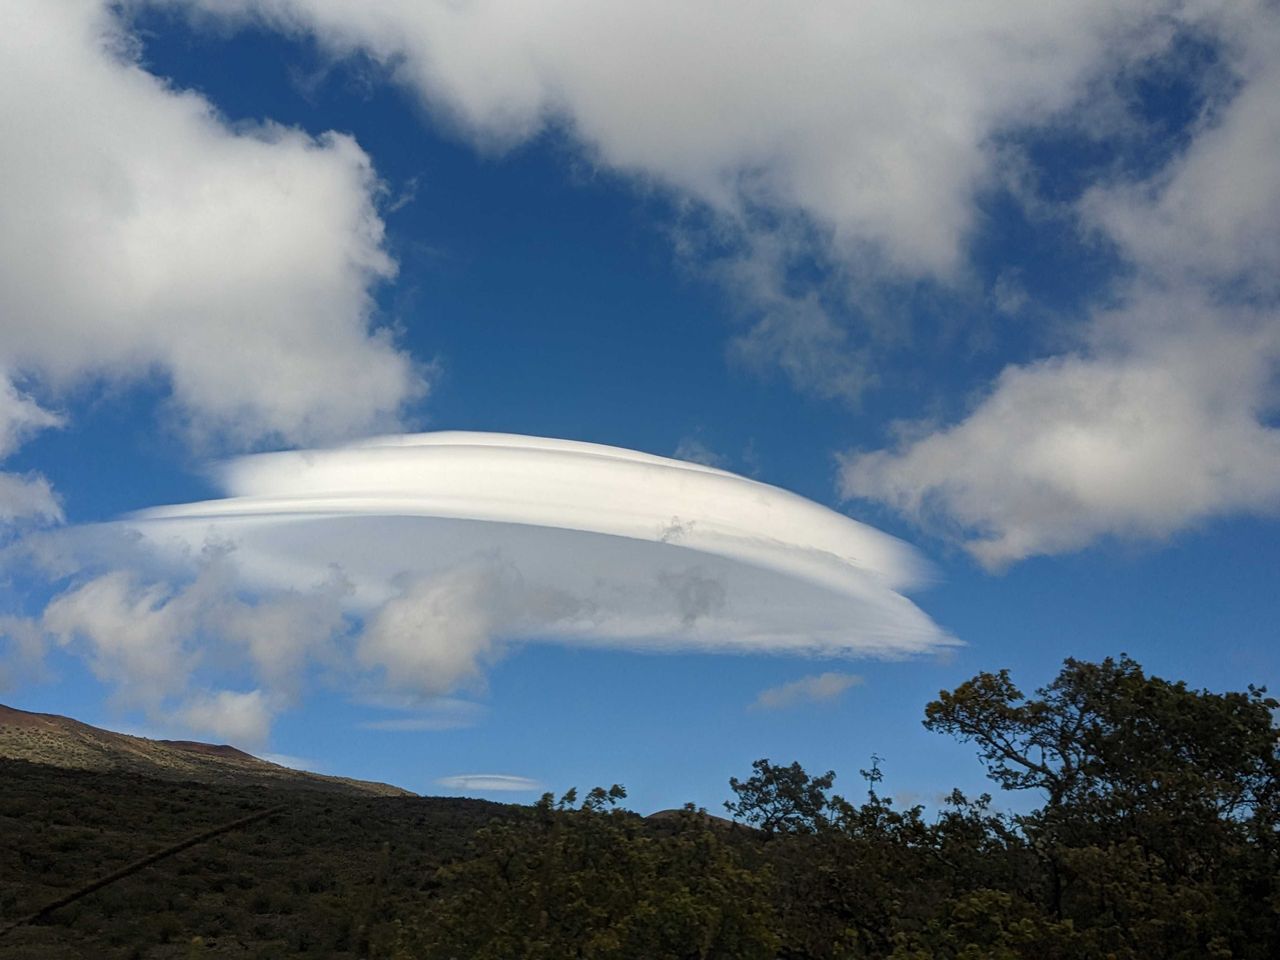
[0,376,62,460]
[354,694,486,731]
[152,0,1254,403]
[211,568,349,696]
[436,774,542,793]
[0,376,63,525]
[841,7,1280,564]
[43,570,201,707]
[0,473,62,526]
[15,432,949,739]
[752,672,864,710]
[35,553,351,737]
[725,272,871,406]
[156,0,1203,278]
[843,295,1280,567]
[179,688,275,746]
[0,0,424,456]
[356,565,507,696]
[673,437,728,470]
[1081,16,1280,294]
[122,432,948,662]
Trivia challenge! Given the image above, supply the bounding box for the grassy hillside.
[0,759,506,958]
[0,705,411,798]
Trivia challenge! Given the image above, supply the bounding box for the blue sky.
[2,0,1278,815]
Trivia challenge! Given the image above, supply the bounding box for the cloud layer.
[13,432,950,741]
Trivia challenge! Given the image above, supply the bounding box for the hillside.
[0,758,509,958]
[0,703,412,798]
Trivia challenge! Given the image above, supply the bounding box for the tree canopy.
[409,655,1278,959]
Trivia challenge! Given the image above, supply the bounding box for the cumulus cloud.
[752,672,864,710]
[0,377,61,460]
[0,473,62,526]
[726,278,871,406]
[0,377,63,525]
[843,295,1280,567]
[151,0,1245,401]
[842,6,1280,564]
[156,0,1196,276]
[1081,16,1280,295]
[436,774,542,793]
[35,553,350,739]
[179,689,275,746]
[43,570,201,707]
[0,0,423,460]
[357,565,509,696]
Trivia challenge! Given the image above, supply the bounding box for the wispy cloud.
[436,774,542,793]
[360,718,461,732]
[752,672,864,710]
[674,437,729,470]
[358,711,482,732]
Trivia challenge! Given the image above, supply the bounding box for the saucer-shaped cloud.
[119,433,950,692]
[436,774,542,793]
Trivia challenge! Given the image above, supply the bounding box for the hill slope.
[0,703,412,797]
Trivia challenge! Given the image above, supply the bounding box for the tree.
[924,654,1279,822]
[396,786,778,960]
[724,759,836,835]
[923,654,1280,958]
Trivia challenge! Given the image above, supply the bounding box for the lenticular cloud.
[127,432,951,663]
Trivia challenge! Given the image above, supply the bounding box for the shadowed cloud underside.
[126,432,951,658]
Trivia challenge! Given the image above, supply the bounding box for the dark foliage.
[2,655,1276,958]
[0,761,508,958]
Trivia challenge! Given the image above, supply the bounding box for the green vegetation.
[2,655,1276,958]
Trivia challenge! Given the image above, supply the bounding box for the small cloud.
[674,437,729,469]
[991,269,1028,315]
[179,689,275,747]
[384,175,420,214]
[359,714,478,732]
[354,693,486,731]
[752,671,864,710]
[436,774,542,792]
[0,472,62,525]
